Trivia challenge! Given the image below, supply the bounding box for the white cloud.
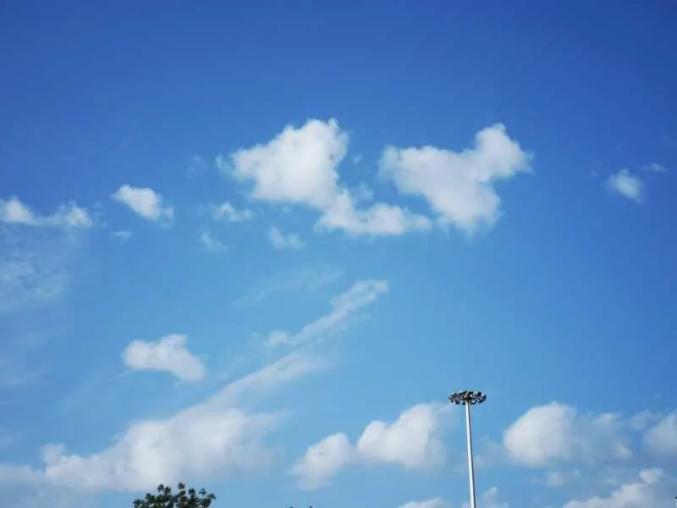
[379,124,531,232]
[186,154,209,177]
[268,226,303,250]
[562,469,675,508]
[210,201,253,223]
[399,497,451,508]
[210,352,326,406]
[606,169,643,203]
[642,162,668,173]
[229,119,346,209]
[292,402,449,489]
[110,230,131,242]
[461,487,510,508]
[1,352,322,493]
[224,119,431,236]
[0,196,92,229]
[266,279,388,347]
[0,260,67,314]
[545,469,582,487]
[233,266,343,307]
[356,403,448,469]
[42,406,278,491]
[122,334,206,382]
[503,403,632,467]
[111,185,174,223]
[199,231,229,254]
[644,411,677,459]
[291,433,353,490]
[316,190,431,236]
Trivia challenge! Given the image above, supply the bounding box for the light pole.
[449,390,486,508]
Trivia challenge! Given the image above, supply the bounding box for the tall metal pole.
[465,402,477,508]
[449,390,486,508]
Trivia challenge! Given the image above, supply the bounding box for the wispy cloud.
[0,351,324,492]
[233,266,343,307]
[268,226,303,250]
[210,201,253,223]
[266,279,388,347]
[110,230,131,242]
[199,231,229,254]
[642,162,668,173]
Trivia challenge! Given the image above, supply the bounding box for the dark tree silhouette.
[133,483,216,508]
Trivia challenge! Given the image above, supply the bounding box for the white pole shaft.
[465,403,477,508]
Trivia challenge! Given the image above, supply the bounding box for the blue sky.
[1,2,676,507]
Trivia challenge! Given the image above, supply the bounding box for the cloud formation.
[644,411,677,459]
[380,124,531,232]
[112,185,174,223]
[268,226,303,250]
[292,402,449,489]
[562,468,674,508]
[0,352,322,493]
[210,201,253,223]
[266,279,388,347]
[503,402,631,467]
[290,433,353,490]
[0,196,92,229]
[122,334,206,382]
[606,169,643,203]
[199,231,229,254]
[399,497,451,508]
[224,119,431,236]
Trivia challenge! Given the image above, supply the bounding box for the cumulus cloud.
[122,334,206,382]
[210,201,253,223]
[316,191,431,236]
[606,169,643,203]
[0,196,92,229]
[644,411,677,459]
[379,124,531,232]
[199,231,229,254]
[41,407,277,491]
[503,403,632,467]
[290,433,353,490]
[0,352,321,493]
[461,487,510,508]
[268,226,303,250]
[112,185,174,223]
[266,279,388,347]
[399,497,451,508]
[356,403,448,468]
[229,119,347,208]
[562,468,675,508]
[292,402,449,489]
[224,119,430,236]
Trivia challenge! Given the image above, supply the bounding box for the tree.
[133,483,216,508]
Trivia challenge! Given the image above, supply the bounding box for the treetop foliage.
[133,483,216,508]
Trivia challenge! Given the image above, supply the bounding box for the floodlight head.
[449,390,486,406]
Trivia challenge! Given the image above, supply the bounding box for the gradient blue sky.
[1,2,676,507]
